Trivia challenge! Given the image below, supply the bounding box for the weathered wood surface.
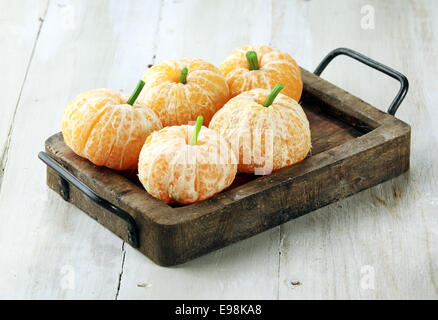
[0,0,162,299]
[0,0,48,183]
[0,0,437,299]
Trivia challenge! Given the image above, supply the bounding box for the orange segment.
[139,58,229,127]
[138,125,237,204]
[209,88,311,174]
[61,89,162,170]
[219,45,303,101]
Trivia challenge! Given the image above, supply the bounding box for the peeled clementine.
[62,87,162,171]
[138,116,237,204]
[209,85,311,174]
[138,58,230,127]
[219,45,303,101]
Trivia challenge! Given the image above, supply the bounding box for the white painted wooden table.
[0,0,437,300]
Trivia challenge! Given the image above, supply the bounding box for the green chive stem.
[246,51,259,70]
[263,84,284,107]
[189,115,204,145]
[180,67,188,84]
[126,80,145,105]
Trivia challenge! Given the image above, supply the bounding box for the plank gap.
[115,242,127,300]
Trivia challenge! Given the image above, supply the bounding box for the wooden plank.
[275,0,438,299]
[0,0,162,299]
[117,0,281,299]
[0,0,48,184]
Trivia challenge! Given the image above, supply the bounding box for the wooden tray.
[40,48,411,266]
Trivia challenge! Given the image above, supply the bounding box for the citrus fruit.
[62,82,162,171]
[138,58,230,127]
[138,116,237,204]
[209,85,311,174]
[219,45,303,101]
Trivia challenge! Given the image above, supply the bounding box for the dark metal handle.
[314,47,409,116]
[38,151,139,248]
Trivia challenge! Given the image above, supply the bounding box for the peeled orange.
[62,87,162,171]
[219,45,303,101]
[209,85,311,174]
[138,58,230,127]
[138,116,237,204]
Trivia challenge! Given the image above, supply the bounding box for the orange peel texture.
[62,88,162,171]
[219,45,303,101]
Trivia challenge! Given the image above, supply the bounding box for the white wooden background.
[0,0,437,300]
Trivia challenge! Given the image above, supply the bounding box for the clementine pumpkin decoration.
[138,116,237,204]
[209,84,311,174]
[138,58,230,127]
[62,80,162,171]
[219,45,303,101]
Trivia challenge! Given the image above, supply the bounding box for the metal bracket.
[314,47,409,115]
[38,151,139,248]
[59,176,70,201]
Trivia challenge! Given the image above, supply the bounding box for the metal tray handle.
[38,151,139,248]
[314,47,409,115]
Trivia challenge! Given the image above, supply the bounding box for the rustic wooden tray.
[39,48,410,266]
